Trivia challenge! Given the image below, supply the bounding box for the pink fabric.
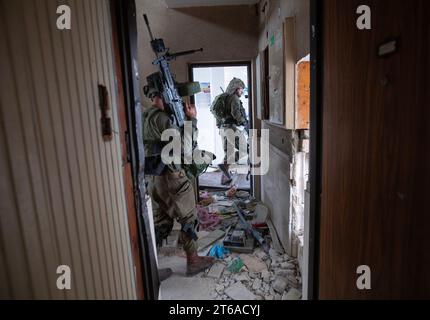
[197,205,221,231]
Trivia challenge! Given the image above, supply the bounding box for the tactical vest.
[142,108,168,175]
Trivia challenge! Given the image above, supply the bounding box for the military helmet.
[143,72,162,99]
[226,77,245,95]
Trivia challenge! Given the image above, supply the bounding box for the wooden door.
[319,0,430,299]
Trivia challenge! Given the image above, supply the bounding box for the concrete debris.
[159,187,302,301]
[275,269,295,277]
[269,248,281,258]
[225,282,257,300]
[261,270,271,283]
[282,288,302,300]
[215,284,225,294]
[269,287,276,296]
[272,277,288,294]
[239,254,267,273]
[235,274,250,282]
[255,250,268,260]
[252,278,262,291]
[280,262,295,270]
[205,244,301,300]
[207,263,225,279]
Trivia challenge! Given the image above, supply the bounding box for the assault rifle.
[143,14,203,127]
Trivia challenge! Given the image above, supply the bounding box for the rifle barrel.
[143,14,155,41]
[168,48,203,59]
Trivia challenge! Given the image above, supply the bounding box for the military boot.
[218,163,232,185]
[186,251,215,276]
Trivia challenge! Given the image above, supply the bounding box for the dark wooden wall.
[319,0,430,299]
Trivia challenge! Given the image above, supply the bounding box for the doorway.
[189,62,252,191]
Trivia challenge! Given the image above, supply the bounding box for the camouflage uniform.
[218,78,248,163]
[142,83,202,254]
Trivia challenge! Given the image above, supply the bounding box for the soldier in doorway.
[142,78,214,278]
[210,77,249,184]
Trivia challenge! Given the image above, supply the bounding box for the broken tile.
[280,262,295,270]
[225,282,256,300]
[239,254,267,273]
[235,274,250,282]
[252,278,262,291]
[255,289,264,296]
[255,251,268,260]
[282,288,302,300]
[275,269,295,277]
[261,270,270,283]
[215,284,225,294]
[207,263,225,279]
[272,277,288,294]
[269,248,280,258]
[269,287,276,296]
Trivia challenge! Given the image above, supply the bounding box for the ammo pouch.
[181,222,198,241]
[144,141,166,176]
[144,155,166,176]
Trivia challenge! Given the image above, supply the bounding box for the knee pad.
[181,221,198,241]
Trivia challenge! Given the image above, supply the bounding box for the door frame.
[188,61,254,194]
[111,0,159,300]
[309,0,323,300]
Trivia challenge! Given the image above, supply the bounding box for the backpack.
[210,93,229,127]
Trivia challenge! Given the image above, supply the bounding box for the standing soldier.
[210,77,249,185]
[142,78,215,277]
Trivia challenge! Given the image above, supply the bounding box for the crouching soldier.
[142,78,214,276]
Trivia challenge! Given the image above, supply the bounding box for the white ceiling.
[165,0,259,8]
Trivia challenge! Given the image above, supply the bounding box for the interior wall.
[136,0,259,107]
[257,0,310,256]
[0,0,136,299]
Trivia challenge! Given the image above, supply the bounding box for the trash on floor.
[226,257,244,273]
[158,187,302,301]
[197,205,221,231]
[209,244,230,259]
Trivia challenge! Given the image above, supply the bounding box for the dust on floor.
[157,187,302,301]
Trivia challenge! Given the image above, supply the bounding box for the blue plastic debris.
[209,244,230,259]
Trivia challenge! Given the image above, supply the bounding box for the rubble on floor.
[205,247,301,300]
[158,187,302,300]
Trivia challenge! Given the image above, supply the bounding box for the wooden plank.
[295,60,310,129]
